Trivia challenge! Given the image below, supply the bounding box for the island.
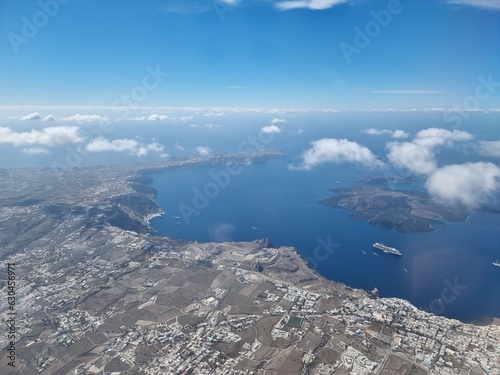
[0,154,498,374]
[320,185,470,233]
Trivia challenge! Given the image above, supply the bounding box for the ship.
[493,260,500,267]
[373,242,402,256]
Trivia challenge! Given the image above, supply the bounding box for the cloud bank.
[387,128,473,175]
[17,113,108,122]
[0,126,84,146]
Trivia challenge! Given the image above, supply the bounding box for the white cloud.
[204,111,225,117]
[294,138,384,170]
[413,128,473,149]
[85,138,164,157]
[426,162,500,208]
[276,0,347,10]
[0,126,84,146]
[172,116,194,122]
[196,146,212,156]
[20,112,42,121]
[392,130,410,139]
[59,114,109,122]
[363,90,444,94]
[386,141,437,175]
[364,128,409,139]
[43,115,56,121]
[476,140,500,157]
[175,142,185,151]
[364,128,392,136]
[22,147,49,154]
[147,114,169,121]
[387,128,473,174]
[447,0,500,10]
[261,125,282,134]
[271,118,288,125]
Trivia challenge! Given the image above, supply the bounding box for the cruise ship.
[373,243,402,256]
[493,260,500,267]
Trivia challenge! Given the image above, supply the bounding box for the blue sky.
[1,0,499,109]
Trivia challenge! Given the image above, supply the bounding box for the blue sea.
[144,112,500,323]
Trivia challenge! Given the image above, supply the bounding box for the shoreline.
[134,163,499,325]
[145,210,165,226]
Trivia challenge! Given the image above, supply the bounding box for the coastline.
[145,210,164,227]
[133,159,500,324]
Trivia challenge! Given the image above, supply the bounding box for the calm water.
[148,157,500,323]
[3,112,499,322]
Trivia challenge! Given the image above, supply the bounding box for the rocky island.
[320,185,470,233]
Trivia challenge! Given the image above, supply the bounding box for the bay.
[148,157,500,323]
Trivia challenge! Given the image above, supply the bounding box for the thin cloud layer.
[22,147,50,154]
[447,0,500,10]
[276,0,347,10]
[17,113,108,122]
[426,162,500,208]
[85,138,164,157]
[294,138,384,170]
[364,128,410,139]
[59,114,109,122]
[0,126,84,146]
[476,140,500,158]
